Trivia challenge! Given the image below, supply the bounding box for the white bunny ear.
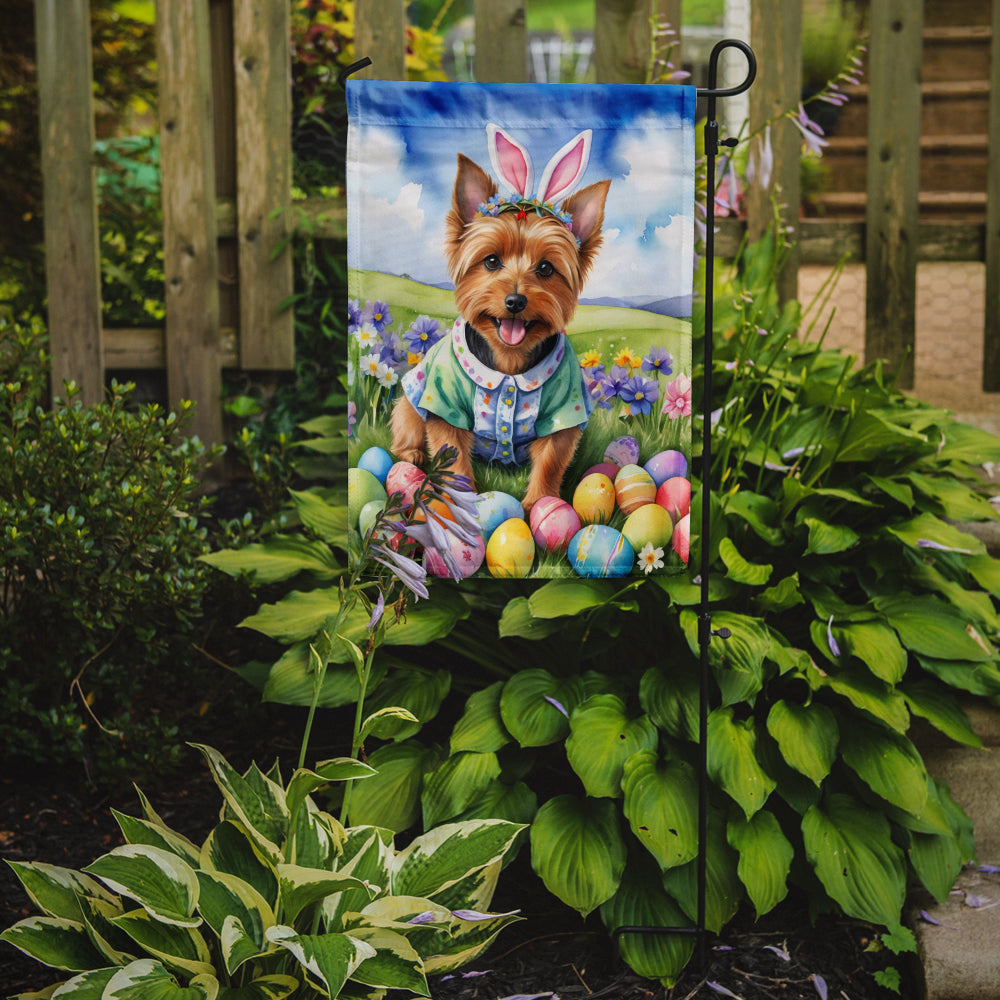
[537,130,592,204]
[487,124,533,197]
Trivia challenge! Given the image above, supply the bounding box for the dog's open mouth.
[493,316,532,347]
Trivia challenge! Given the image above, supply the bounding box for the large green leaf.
[727,811,793,918]
[834,621,907,684]
[499,670,585,747]
[276,865,374,925]
[565,695,658,799]
[199,822,278,910]
[886,511,986,556]
[801,793,906,926]
[421,751,502,828]
[200,535,340,584]
[680,610,770,706]
[260,643,387,709]
[216,976,299,1000]
[347,740,442,832]
[111,908,214,978]
[452,779,538,827]
[363,667,451,741]
[810,662,910,732]
[707,708,776,819]
[621,752,699,871]
[901,680,982,748]
[718,537,772,585]
[497,597,565,639]
[0,916,107,972]
[4,862,118,923]
[265,926,375,997]
[112,812,201,869]
[195,871,273,974]
[288,489,349,544]
[765,700,838,786]
[639,664,699,742]
[967,553,1000,598]
[103,959,218,1000]
[838,718,929,817]
[285,759,376,823]
[916,655,1000,697]
[724,490,784,546]
[527,578,621,618]
[905,472,998,522]
[32,967,117,998]
[803,517,859,556]
[450,682,511,754]
[874,594,995,662]
[833,410,928,463]
[530,795,627,917]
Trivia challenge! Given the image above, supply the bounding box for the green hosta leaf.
[833,621,907,683]
[530,795,626,917]
[680,610,770,706]
[755,573,805,614]
[261,644,385,709]
[967,553,1000,597]
[336,593,469,654]
[450,682,511,754]
[345,926,428,994]
[727,811,793,918]
[111,908,214,978]
[241,588,342,643]
[393,820,524,901]
[76,894,135,966]
[803,517,859,556]
[875,594,995,662]
[719,537,772,586]
[885,512,985,556]
[421,751,502,828]
[653,571,737,606]
[497,597,565,639]
[200,535,340,584]
[363,667,451,740]
[112,812,201,868]
[910,562,1000,633]
[905,472,998,522]
[565,695,658,798]
[216,975,299,1000]
[834,409,927,463]
[639,665,699,742]
[909,827,966,905]
[200,822,278,910]
[724,490,784,545]
[936,421,1000,464]
[0,916,107,971]
[277,865,374,925]
[83,846,200,928]
[901,680,982,748]
[499,670,585,747]
[839,718,929,817]
[661,811,741,933]
[103,959,218,999]
[288,489,349,544]
[453,779,538,827]
[707,708,776,819]
[218,915,269,981]
[599,853,694,987]
[347,740,442,832]
[5,862,118,922]
[360,706,421,742]
[265,926,375,997]
[765,700,838,786]
[865,474,914,509]
[195,871,273,974]
[285,759,376,823]
[811,662,910,732]
[621,751,699,871]
[527,578,621,617]
[802,793,906,926]
[916,655,1000,697]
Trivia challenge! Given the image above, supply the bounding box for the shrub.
[0,317,220,783]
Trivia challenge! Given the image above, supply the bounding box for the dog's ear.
[487,125,533,197]
[452,154,497,224]
[561,179,611,249]
[537,130,592,204]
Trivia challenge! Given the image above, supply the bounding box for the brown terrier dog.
[392,126,610,513]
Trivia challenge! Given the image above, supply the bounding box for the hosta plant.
[1,744,523,999]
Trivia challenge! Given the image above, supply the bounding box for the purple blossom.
[598,364,630,400]
[811,974,828,1000]
[706,983,742,999]
[544,695,569,718]
[641,346,674,376]
[451,908,520,921]
[361,300,393,332]
[367,590,385,631]
[917,539,973,555]
[791,104,829,157]
[371,542,429,600]
[348,298,363,332]
[827,615,841,658]
[404,315,442,355]
[763,944,790,961]
[747,125,774,191]
[347,400,357,438]
[407,911,438,925]
[378,330,408,368]
[619,375,659,417]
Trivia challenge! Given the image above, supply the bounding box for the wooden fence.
[34,0,1000,445]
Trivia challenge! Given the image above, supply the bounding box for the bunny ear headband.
[476,124,593,237]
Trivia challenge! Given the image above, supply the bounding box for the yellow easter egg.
[614,464,656,515]
[486,517,536,578]
[572,472,616,525]
[622,502,673,553]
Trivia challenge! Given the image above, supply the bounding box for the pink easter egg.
[583,461,621,481]
[385,461,426,508]
[614,464,656,515]
[604,435,640,468]
[643,449,688,488]
[655,476,691,523]
[572,472,616,525]
[529,496,582,553]
[672,514,690,564]
[424,529,486,579]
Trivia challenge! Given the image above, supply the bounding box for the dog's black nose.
[505,293,527,315]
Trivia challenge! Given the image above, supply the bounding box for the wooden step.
[922,25,993,83]
[813,190,987,222]
[922,0,992,28]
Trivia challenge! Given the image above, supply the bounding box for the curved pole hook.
[697,38,756,99]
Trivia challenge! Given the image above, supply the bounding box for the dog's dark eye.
[484,254,503,271]
[536,260,555,278]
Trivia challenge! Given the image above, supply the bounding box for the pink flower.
[661,374,692,418]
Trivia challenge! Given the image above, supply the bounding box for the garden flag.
[347,80,696,580]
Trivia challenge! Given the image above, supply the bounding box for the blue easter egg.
[357,446,395,485]
[476,491,524,541]
[568,524,635,578]
[643,449,688,487]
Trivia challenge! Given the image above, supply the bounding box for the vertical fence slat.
[746,0,801,304]
[157,0,222,445]
[983,0,1000,390]
[34,0,103,405]
[864,0,923,389]
[233,0,294,369]
[594,0,654,83]
[474,0,526,82]
[354,0,406,79]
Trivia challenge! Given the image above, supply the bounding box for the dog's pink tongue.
[499,319,527,346]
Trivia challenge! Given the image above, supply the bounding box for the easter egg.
[385,461,426,508]
[604,435,640,468]
[572,473,616,525]
[424,529,486,579]
[655,476,691,523]
[643,449,688,488]
[357,445,394,485]
[476,491,524,541]
[583,461,621,481]
[673,514,691,563]
[529,496,582,553]
[358,499,385,538]
[486,517,535,578]
[622,502,673,553]
[614,464,656,515]
[348,467,387,527]
[568,524,635,578]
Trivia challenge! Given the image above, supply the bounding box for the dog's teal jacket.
[402,317,593,465]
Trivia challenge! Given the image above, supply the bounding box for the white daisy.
[638,541,665,575]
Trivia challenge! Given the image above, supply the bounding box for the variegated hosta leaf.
[323,829,393,931]
[77,894,136,966]
[621,751,699,871]
[195,871,274,973]
[599,854,694,987]
[566,695,658,799]
[802,793,906,926]
[110,908,214,979]
[83,846,200,928]
[4,861,118,922]
[200,822,278,910]
[450,681,511,754]
[265,926,375,998]
[727,810,793,918]
[0,916,107,972]
[214,975,299,1000]
[285,760,375,824]
[765,700,838,786]
[288,802,344,870]
[529,795,626,917]
[102,958,218,999]
[424,859,501,915]
[344,926,429,995]
[276,864,375,925]
[420,751,502,829]
[112,810,201,868]
[391,820,524,901]
[421,907,522,975]
[499,670,585,747]
[46,966,118,997]
[706,707,776,819]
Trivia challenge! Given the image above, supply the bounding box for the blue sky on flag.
[347,81,696,309]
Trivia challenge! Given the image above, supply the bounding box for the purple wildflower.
[619,376,659,417]
[348,298,363,332]
[347,400,357,438]
[747,125,774,190]
[371,542,429,600]
[451,908,520,921]
[827,615,841,658]
[361,300,393,333]
[544,695,569,718]
[407,911,438,925]
[811,974,828,1000]
[404,315,442,355]
[641,346,674,376]
[791,104,828,156]
[378,329,408,368]
[367,591,385,631]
